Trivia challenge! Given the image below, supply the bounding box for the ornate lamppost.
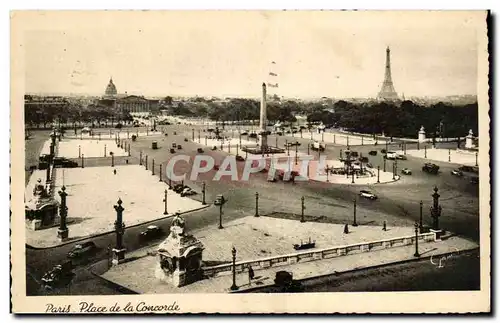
[57,186,69,241]
[255,192,259,217]
[230,246,239,291]
[419,200,423,233]
[413,221,420,257]
[377,166,380,183]
[300,196,305,223]
[353,198,358,227]
[430,186,442,235]
[202,182,206,205]
[163,189,168,215]
[112,198,126,265]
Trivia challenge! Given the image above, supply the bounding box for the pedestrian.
[113,169,117,175]
[383,220,387,231]
[126,159,129,164]
[248,266,254,286]
[343,224,349,234]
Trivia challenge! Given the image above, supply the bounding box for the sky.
[19,11,485,98]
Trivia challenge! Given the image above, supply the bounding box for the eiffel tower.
[377,46,399,101]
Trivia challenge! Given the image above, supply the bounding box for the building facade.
[97,78,159,114]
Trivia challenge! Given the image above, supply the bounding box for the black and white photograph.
[10,10,490,313]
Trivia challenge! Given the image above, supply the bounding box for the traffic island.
[25,165,205,248]
[97,216,477,294]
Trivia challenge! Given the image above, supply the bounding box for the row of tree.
[25,96,478,139]
[25,102,134,128]
[166,98,478,139]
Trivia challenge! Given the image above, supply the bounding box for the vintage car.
[401,168,412,175]
[139,225,162,240]
[451,169,464,177]
[422,163,440,174]
[359,190,377,200]
[53,157,79,168]
[41,261,73,286]
[67,241,97,259]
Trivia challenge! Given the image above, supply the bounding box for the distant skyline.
[22,11,483,98]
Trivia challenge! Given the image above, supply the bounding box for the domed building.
[104,78,118,98]
[97,77,160,115]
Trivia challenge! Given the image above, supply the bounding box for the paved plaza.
[396,148,479,166]
[100,216,478,293]
[194,216,415,262]
[25,165,204,247]
[57,139,128,158]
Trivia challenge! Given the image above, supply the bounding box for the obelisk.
[260,82,268,150]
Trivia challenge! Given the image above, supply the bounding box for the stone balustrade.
[202,231,436,278]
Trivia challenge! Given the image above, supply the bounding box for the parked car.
[386,151,398,160]
[67,241,97,259]
[368,150,378,156]
[276,131,283,136]
[184,138,188,142]
[396,154,407,160]
[214,194,226,206]
[285,141,301,147]
[172,143,177,148]
[273,271,304,292]
[359,156,369,163]
[451,169,464,177]
[381,149,387,154]
[177,145,182,150]
[53,157,78,168]
[181,187,197,197]
[249,133,258,138]
[197,148,204,153]
[139,225,162,240]
[359,190,377,200]
[401,168,412,175]
[470,177,479,184]
[459,165,479,174]
[235,155,245,162]
[422,163,440,174]
[240,131,248,136]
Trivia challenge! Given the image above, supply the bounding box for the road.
[23,125,480,295]
[246,248,480,292]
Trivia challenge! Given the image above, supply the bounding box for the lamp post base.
[230,284,239,291]
[57,228,69,241]
[413,252,420,258]
[112,248,126,265]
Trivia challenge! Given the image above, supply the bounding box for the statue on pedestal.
[155,213,204,287]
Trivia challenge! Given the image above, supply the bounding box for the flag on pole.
[269,72,278,76]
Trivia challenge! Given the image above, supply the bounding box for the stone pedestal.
[57,228,69,241]
[465,129,476,149]
[418,126,426,143]
[112,248,126,265]
[430,229,443,241]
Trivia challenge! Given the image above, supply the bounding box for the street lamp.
[413,221,420,257]
[255,192,259,217]
[300,196,305,223]
[377,166,380,183]
[353,198,358,227]
[202,182,206,205]
[230,246,239,291]
[163,189,168,215]
[419,200,423,233]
